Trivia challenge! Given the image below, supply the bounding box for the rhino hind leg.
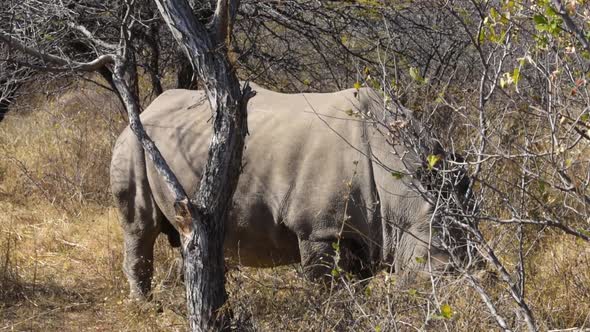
[122,227,159,299]
[112,176,166,300]
[121,206,184,298]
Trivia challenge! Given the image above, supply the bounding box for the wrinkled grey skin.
[110,84,449,299]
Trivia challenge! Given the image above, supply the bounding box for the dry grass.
[0,201,189,331]
[1,83,589,331]
[0,81,125,211]
[0,81,187,331]
[2,199,588,331]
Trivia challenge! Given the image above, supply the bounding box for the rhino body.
[110,85,447,298]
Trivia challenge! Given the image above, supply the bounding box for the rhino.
[110,84,454,299]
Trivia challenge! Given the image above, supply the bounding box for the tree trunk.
[1,0,246,328]
[154,0,249,330]
[145,23,164,97]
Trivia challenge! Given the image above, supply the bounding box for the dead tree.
[1,0,250,330]
[154,0,252,330]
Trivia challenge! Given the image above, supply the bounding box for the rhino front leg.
[299,238,375,282]
[298,239,336,281]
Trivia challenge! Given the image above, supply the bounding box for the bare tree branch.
[210,0,240,43]
[467,274,512,332]
[0,30,115,72]
[66,22,119,51]
[552,0,590,52]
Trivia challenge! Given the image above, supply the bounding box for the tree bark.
[1,4,246,329]
[154,0,250,330]
[144,21,164,96]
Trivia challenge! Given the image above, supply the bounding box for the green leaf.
[490,7,499,21]
[332,242,340,251]
[369,78,381,90]
[408,289,418,296]
[478,28,485,44]
[354,81,362,90]
[375,325,382,332]
[427,154,442,170]
[545,6,559,18]
[504,0,515,11]
[548,19,561,35]
[580,113,589,123]
[538,180,546,193]
[409,67,421,82]
[498,29,508,44]
[331,268,340,277]
[415,256,426,264]
[533,14,548,27]
[365,286,372,297]
[488,26,498,43]
[512,67,521,85]
[440,304,453,319]
[391,171,404,179]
